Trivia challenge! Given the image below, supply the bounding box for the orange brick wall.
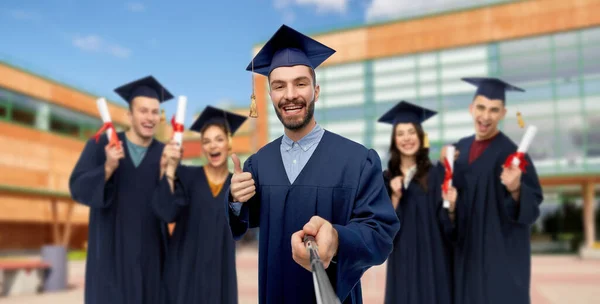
[0,63,130,127]
[0,222,88,250]
[0,121,85,192]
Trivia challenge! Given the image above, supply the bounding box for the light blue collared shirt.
[229,123,325,215]
[280,123,324,184]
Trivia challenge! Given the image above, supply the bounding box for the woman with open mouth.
[151,105,248,304]
[379,101,456,304]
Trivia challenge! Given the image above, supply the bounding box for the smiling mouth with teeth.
[209,152,221,157]
[282,104,304,111]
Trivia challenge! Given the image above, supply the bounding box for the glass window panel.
[11,107,36,126]
[581,27,600,45]
[322,105,365,121]
[499,36,551,55]
[499,52,553,83]
[442,92,473,110]
[511,81,553,103]
[557,114,587,161]
[50,116,80,137]
[554,47,580,79]
[555,80,580,99]
[553,32,578,48]
[584,114,600,157]
[581,44,600,74]
[584,76,600,96]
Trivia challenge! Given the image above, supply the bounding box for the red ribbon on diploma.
[93,122,119,147]
[442,158,453,193]
[171,115,184,133]
[504,152,528,172]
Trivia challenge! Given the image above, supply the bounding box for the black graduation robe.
[151,166,238,304]
[226,131,400,304]
[69,132,169,304]
[382,167,453,304]
[445,131,543,304]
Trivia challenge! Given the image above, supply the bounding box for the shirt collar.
[282,123,323,152]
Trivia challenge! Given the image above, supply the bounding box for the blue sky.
[0,0,478,127]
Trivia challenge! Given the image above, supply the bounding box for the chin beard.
[275,99,315,131]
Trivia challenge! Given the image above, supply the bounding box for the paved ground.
[2,246,600,303]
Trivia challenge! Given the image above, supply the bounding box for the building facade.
[0,60,130,250]
[255,0,600,252]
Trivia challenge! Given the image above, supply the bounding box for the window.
[50,116,81,137]
[11,106,35,126]
[0,103,6,119]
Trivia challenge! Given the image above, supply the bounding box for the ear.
[501,106,507,119]
[314,83,320,102]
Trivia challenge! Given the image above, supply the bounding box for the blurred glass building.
[253,0,600,254]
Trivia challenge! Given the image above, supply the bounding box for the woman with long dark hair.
[152,106,247,304]
[380,101,456,304]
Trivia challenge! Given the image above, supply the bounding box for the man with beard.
[226,24,400,304]
[69,76,174,304]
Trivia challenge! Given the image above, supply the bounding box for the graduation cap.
[190,106,248,136]
[461,77,525,103]
[378,101,437,126]
[246,24,336,77]
[378,101,437,148]
[114,75,174,104]
[244,24,336,118]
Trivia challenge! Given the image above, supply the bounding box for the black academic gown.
[69,132,169,304]
[151,166,238,304]
[226,131,400,304]
[446,132,543,304]
[383,167,454,304]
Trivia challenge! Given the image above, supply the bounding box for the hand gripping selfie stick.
[303,235,342,304]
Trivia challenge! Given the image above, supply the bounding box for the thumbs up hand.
[230,154,256,203]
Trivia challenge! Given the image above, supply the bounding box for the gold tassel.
[516,111,525,128]
[423,132,430,149]
[249,59,258,118]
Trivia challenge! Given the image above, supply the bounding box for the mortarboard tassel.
[423,132,430,149]
[516,111,525,128]
[249,59,258,118]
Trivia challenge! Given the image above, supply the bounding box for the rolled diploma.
[443,145,455,209]
[96,98,113,141]
[173,96,187,145]
[511,125,537,167]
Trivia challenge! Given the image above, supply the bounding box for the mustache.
[278,100,306,108]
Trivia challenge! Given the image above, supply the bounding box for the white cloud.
[366,0,473,22]
[108,45,132,58]
[126,2,146,13]
[72,35,132,59]
[73,35,102,51]
[274,0,348,15]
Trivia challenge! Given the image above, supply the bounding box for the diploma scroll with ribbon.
[442,145,455,209]
[171,96,187,146]
[504,125,537,172]
[94,98,120,147]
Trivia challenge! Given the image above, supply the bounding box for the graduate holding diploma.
[152,106,246,304]
[379,101,455,304]
[441,77,544,304]
[69,76,175,304]
[226,24,400,304]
